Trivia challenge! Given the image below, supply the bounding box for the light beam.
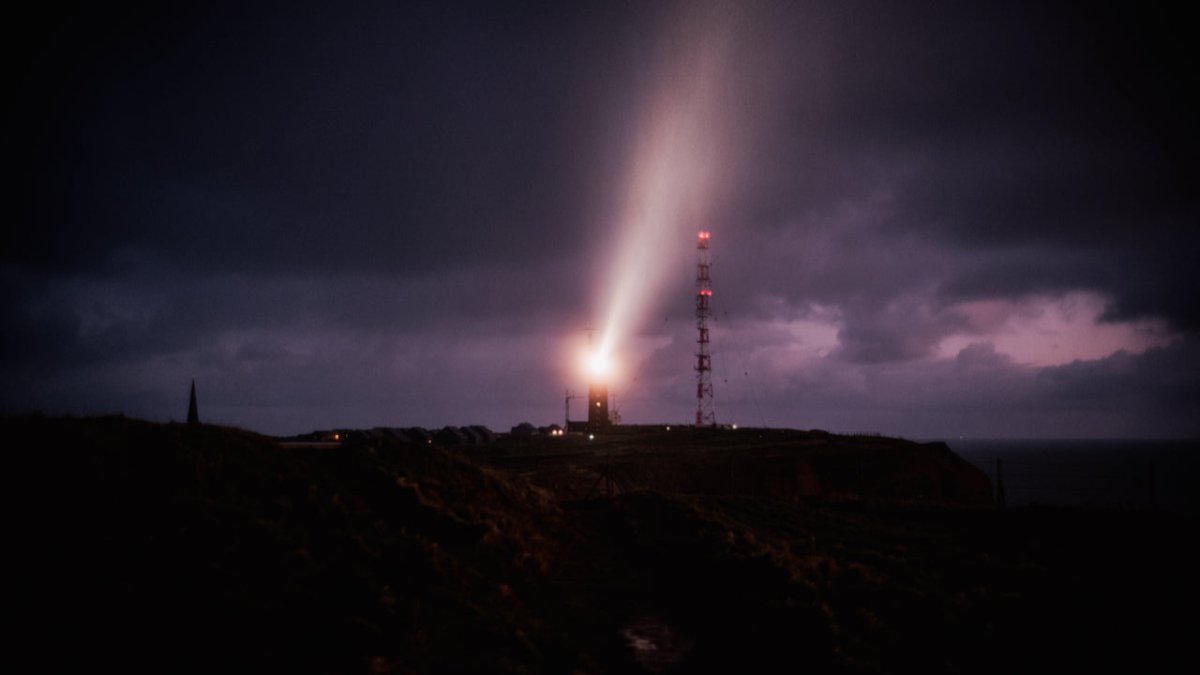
[591,3,738,374]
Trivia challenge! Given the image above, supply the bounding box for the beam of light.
[592,4,739,374]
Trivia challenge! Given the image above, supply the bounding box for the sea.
[945,439,1200,515]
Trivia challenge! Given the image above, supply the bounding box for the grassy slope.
[487,428,994,506]
[7,416,1196,673]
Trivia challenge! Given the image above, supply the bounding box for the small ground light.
[588,434,595,440]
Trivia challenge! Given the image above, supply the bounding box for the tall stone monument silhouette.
[187,380,200,426]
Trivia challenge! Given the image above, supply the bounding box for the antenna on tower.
[695,231,715,426]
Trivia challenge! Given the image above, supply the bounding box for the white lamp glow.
[585,352,611,379]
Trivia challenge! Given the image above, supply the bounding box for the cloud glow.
[937,292,1177,366]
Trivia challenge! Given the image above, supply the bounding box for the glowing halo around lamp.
[585,351,612,380]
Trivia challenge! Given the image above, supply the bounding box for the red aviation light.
[698,231,711,240]
[698,289,713,296]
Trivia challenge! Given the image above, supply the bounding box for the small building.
[466,425,495,444]
[510,422,537,437]
[435,426,467,445]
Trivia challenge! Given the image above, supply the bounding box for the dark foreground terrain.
[7,416,1196,673]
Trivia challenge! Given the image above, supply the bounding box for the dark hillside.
[487,427,992,506]
[5,416,1195,673]
[8,415,590,673]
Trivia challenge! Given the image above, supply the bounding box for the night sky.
[4,1,1197,438]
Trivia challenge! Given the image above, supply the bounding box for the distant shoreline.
[950,438,1199,514]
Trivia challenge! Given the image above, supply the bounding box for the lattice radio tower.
[695,231,715,426]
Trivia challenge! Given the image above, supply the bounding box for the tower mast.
[695,231,715,426]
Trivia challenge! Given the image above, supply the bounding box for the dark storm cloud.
[2,1,1196,436]
[712,2,1198,331]
[4,1,639,275]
